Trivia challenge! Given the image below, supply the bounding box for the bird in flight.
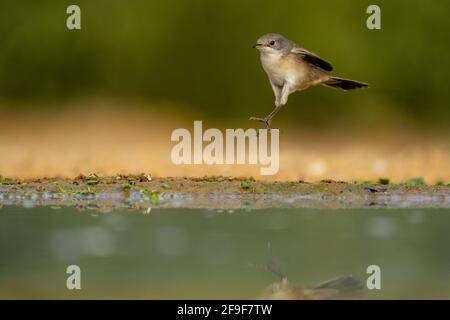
[251,33,368,129]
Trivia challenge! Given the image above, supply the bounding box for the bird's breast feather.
[261,53,307,86]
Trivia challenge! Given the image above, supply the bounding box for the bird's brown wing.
[291,46,333,72]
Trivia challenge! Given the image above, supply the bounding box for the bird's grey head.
[252,33,291,54]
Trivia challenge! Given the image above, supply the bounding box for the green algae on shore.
[0,175,448,211]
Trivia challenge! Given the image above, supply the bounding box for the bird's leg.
[249,84,289,129]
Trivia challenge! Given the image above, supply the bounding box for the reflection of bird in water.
[259,260,363,300]
[260,275,363,300]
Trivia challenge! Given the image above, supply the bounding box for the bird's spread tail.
[324,77,368,91]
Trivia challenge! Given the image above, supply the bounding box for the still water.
[0,206,449,299]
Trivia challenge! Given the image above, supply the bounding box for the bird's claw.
[249,116,272,130]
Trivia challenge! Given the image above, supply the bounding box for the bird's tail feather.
[323,77,368,91]
[312,275,363,294]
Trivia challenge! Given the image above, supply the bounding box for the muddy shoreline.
[0,175,448,211]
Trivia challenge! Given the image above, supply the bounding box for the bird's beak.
[252,43,262,49]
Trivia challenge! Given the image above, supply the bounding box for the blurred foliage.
[405,177,425,186]
[0,0,449,127]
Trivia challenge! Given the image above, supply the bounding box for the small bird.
[251,33,368,128]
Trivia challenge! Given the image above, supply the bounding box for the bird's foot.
[249,116,272,130]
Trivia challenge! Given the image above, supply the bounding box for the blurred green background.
[0,0,449,128]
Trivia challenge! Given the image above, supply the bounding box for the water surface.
[0,206,449,299]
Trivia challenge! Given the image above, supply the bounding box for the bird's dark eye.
[269,41,275,46]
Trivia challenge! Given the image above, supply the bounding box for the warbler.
[251,33,368,128]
